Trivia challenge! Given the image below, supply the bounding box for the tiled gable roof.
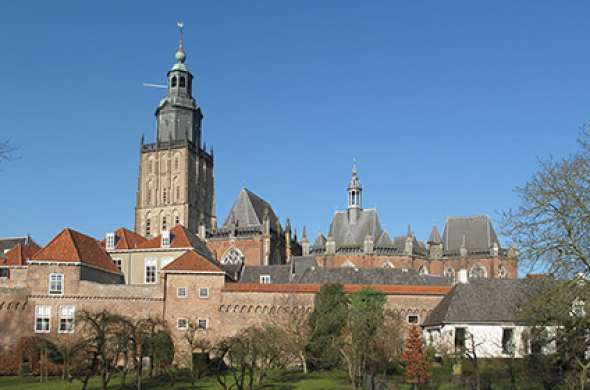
[162,250,223,273]
[0,236,38,253]
[1,243,41,266]
[31,228,120,273]
[136,225,214,258]
[100,227,146,250]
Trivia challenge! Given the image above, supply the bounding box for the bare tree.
[502,129,590,277]
[270,294,312,373]
[0,139,16,166]
[183,321,212,389]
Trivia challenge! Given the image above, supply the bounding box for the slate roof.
[136,225,214,260]
[0,236,38,254]
[423,279,542,326]
[442,215,500,254]
[240,258,449,286]
[328,209,383,248]
[222,188,280,231]
[239,256,318,284]
[428,226,442,244]
[31,228,120,274]
[162,250,223,273]
[1,242,41,266]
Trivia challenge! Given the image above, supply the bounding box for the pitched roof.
[442,215,500,254]
[428,226,442,244]
[222,188,280,231]
[31,228,120,273]
[327,209,383,249]
[136,225,210,252]
[0,236,38,254]
[1,242,41,266]
[423,279,542,326]
[162,250,223,273]
[101,227,146,250]
[239,259,450,287]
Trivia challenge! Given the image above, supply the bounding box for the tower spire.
[347,160,362,223]
[175,21,186,64]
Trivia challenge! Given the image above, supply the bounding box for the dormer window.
[106,232,115,250]
[161,231,171,248]
[171,76,177,88]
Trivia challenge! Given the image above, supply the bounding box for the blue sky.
[0,1,588,248]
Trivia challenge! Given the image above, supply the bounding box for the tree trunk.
[298,351,308,374]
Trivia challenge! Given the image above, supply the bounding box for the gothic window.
[469,264,487,280]
[171,76,177,88]
[444,267,455,283]
[179,76,186,87]
[221,248,244,265]
[146,218,151,237]
[162,217,167,231]
[176,186,180,201]
[498,266,508,279]
[174,156,179,170]
[175,215,180,225]
[163,188,168,204]
[418,265,429,275]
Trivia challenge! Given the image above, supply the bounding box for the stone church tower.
[135,26,215,238]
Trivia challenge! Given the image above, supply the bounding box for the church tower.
[135,23,215,238]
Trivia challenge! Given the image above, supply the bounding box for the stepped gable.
[31,228,120,273]
[1,242,40,266]
[100,227,146,250]
[162,250,223,273]
[423,279,543,326]
[222,188,280,231]
[442,215,500,254]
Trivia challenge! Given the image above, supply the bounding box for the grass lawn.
[0,371,353,390]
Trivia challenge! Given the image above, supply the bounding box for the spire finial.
[175,21,186,64]
[352,157,357,175]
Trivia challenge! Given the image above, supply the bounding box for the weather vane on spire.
[175,21,186,64]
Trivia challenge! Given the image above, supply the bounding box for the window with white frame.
[407,315,420,324]
[145,258,157,284]
[58,305,75,333]
[112,258,122,271]
[177,318,188,330]
[161,231,171,248]
[177,287,188,298]
[469,265,487,280]
[197,318,208,330]
[260,275,271,284]
[502,328,515,355]
[35,305,51,333]
[106,233,115,250]
[199,287,209,298]
[444,267,455,283]
[49,273,64,295]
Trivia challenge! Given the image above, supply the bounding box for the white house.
[422,272,553,358]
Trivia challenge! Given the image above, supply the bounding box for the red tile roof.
[31,228,120,273]
[223,283,451,295]
[162,250,223,273]
[136,225,195,249]
[99,227,146,250]
[1,243,41,266]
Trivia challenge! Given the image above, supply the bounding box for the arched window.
[383,261,394,269]
[175,215,180,225]
[221,248,244,265]
[179,77,186,87]
[171,76,177,88]
[418,265,429,275]
[469,264,487,280]
[444,267,455,283]
[145,218,151,237]
[498,266,507,279]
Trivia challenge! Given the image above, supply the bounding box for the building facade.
[134,31,215,238]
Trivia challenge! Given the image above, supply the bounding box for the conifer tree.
[401,325,431,386]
